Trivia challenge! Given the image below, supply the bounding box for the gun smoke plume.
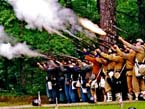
[7,0,79,32]
[0,26,47,60]
[6,0,98,38]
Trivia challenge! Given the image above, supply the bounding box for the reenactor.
[85,49,108,102]
[37,58,59,103]
[62,60,73,103]
[70,61,81,103]
[119,37,145,100]
[83,48,102,102]
[96,48,115,102]
[79,60,94,103]
[114,44,136,100]
[95,51,108,102]
[96,46,125,101]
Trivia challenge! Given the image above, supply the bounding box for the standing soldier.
[119,37,145,100]
[37,62,53,103]
[63,60,72,103]
[96,47,125,101]
[37,57,60,103]
[114,44,136,100]
[95,53,108,102]
[79,60,93,102]
[83,48,102,102]
[96,48,116,102]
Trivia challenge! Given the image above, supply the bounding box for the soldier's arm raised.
[37,62,45,70]
[114,45,123,56]
[96,49,112,60]
[118,36,140,52]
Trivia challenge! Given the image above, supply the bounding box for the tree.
[0,0,144,95]
[98,0,117,51]
[116,0,138,40]
[0,0,77,94]
[137,0,145,40]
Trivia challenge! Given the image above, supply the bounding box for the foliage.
[0,0,77,95]
[72,0,99,22]
[0,0,143,95]
[116,0,139,41]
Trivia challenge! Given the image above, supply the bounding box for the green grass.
[0,101,145,109]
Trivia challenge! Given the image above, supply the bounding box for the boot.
[135,92,139,101]
[115,92,122,102]
[106,91,112,102]
[128,93,133,101]
[104,95,107,102]
[141,91,145,100]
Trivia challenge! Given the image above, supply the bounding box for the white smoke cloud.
[0,25,46,59]
[7,0,79,33]
[0,25,11,43]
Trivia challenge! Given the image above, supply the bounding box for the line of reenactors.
[37,37,145,103]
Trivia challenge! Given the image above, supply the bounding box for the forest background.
[0,0,145,96]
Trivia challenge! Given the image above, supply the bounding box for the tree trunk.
[19,58,26,93]
[4,58,9,90]
[137,0,145,40]
[99,0,117,52]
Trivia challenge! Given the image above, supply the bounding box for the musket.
[64,28,113,51]
[99,29,122,46]
[58,53,80,61]
[55,54,82,65]
[97,38,114,46]
[64,30,82,41]
[52,28,112,53]
[64,30,97,50]
[50,30,84,50]
[113,25,128,34]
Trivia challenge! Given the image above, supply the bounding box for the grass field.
[0,101,145,109]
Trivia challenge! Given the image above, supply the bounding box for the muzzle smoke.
[6,0,96,38]
[7,0,79,33]
[0,26,47,60]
